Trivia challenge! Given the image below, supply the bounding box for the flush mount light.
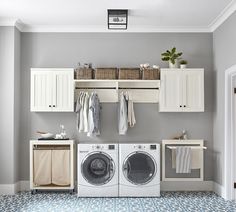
[107,9,128,30]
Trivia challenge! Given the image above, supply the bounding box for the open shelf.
[74,79,160,103]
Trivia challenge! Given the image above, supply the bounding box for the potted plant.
[180,60,188,69]
[161,47,183,68]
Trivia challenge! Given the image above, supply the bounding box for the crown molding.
[20,25,210,33]
[0,18,25,31]
[209,0,236,32]
[15,20,25,31]
[0,18,18,26]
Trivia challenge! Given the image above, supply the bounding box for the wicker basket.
[119,68,141,80]
[75,68,93,79]
[142,68,160,80]
[95,68,117,79]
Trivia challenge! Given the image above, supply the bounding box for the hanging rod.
[75,87,159,90]
[167,146,207,150]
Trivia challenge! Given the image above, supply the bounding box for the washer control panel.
[91,144,116,150]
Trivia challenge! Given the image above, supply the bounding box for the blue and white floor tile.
[0,191,236,212]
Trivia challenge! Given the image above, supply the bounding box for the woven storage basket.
[142,68,160,80]
[119,68,141,80]
[95,68,117,79]
[75,68,93,79]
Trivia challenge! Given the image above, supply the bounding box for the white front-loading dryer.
[119,143,160,197]
[78,143,118,197]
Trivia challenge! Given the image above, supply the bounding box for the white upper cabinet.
[31,68,74,112]
[159,69,204,112]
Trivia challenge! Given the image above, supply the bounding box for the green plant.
[180,60,188,65]
[161,47,183,65]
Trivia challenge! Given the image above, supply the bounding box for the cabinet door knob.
[49,105,51,107]
[53,105,56,107]
[184,105,186,107]
[180,105,182,108]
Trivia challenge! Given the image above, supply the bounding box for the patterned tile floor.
[0,191,236,212]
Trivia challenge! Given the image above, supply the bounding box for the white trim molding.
[20,25,211,33]
[209,0,236,31]
[224,64,236,200]
[0,181,215,194]
[0,182,20,195]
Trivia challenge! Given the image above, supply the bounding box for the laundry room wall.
[20,32,214,181]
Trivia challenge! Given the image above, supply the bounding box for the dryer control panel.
[133,144,158,150]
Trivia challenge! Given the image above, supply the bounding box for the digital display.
[150,145,156,150]
[109,145,115,150]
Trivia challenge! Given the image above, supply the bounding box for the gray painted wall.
[20,32,214,181]
[213,11,236,185]
[0,27,16,184]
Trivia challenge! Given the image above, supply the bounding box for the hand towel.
[176,147,191,173]
[172,149,201,169]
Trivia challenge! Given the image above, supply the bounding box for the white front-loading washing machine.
[77,143,118,197]
[119,143,160,197]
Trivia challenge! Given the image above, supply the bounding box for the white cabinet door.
[159,69,204,112]
[182,70,204,112]
[159,70,183,112]
[31,70,53,112]
[31,68,74,112]
[52,71,74,112]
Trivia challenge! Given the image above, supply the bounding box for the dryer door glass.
[123,152,156,185]
[82,152,115,185]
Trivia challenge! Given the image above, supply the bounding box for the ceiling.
[0,0,235,32]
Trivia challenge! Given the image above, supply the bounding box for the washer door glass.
[82,152,115,185]
[123,152,156,185]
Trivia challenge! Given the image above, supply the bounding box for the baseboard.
[1,181,216,194]
[213,182,225,198]
[0,183,18,195]
[161,181,213,191]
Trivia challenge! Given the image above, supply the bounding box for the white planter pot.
[180,64,187,69]
[169,61,178,69]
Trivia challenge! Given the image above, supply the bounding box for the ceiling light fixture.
[107,9,128,30]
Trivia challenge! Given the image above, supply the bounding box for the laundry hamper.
[119,68,141,80]
[30,140,75,194]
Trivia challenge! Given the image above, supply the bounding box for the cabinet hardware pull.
[49,105,51,107]
[180,105,182,107]
[184,105,186,107]
[53,105,56,107]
